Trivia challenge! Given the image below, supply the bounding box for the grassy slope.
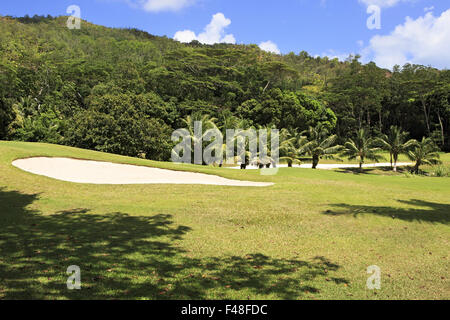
[0,141,449,300]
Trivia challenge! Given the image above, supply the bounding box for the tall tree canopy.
[0,15,448,161]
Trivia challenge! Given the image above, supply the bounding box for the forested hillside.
[1,15,449,160]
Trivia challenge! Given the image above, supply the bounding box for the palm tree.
[15,96,39,117]
[241,131,259,169]
[341,128,384,172]
[256,126,291,168]
[299,123,341,169]
[406,137,441,174]
[376,126,417,172]
[209,121,244,167]
[181,114,217,165]
[279,129,304,167]
[280,146,301,167]
[212,116,256,168]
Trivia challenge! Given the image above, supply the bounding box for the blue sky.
[1,0,449,69]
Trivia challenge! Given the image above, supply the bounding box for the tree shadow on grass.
[0,188,347,299]
[335,166,411,176]
[323,199,450,224]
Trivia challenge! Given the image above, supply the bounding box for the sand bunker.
[12,157,273,187]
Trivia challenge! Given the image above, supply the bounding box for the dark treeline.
[0,15,449,161]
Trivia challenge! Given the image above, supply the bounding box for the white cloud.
[136,0,194,12]
[358,0,414,8]
[174,13,236,45]
[173,30,197,43]
[259,41,281,54]
[320,50,354,61]
[362,10,450,69]
[424,6,434,12]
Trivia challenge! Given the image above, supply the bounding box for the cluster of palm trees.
[180,114,259,167]
[278,124,441,173]
[279,124,342,169]
[180,115,441,173]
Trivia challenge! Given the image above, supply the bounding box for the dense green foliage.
[0,15,449,161]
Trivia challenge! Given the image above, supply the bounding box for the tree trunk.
[421,99,431,134]
[378,110,382,133]
[262,81,271,93]
[359,156,364,173]
[358,112,362,130]
[393,154,398,172]
[437,110,445,147]
[413,161,420,174]
[312,156,319,169]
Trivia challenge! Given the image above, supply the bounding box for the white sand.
[230,162,412,170]
[12,157,273,187]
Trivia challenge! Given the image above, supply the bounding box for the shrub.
[430,165,450,177]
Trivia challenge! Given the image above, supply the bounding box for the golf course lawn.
[0,141,449,300]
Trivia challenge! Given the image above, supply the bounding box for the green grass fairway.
[0,141,449,300]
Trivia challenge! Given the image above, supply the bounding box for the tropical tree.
[278,129,305,167]
[0,98,14,139]
[299,123,341,169]
[341,128,383,172]
[252,127,288,168]
[376,126,417,171]
[406,137,441,174]
[202,116,258,168]
[181,114,217,165]
[209,120,242,167]
[426,83,450,149]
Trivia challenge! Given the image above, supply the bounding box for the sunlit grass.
[0,141,449,300]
